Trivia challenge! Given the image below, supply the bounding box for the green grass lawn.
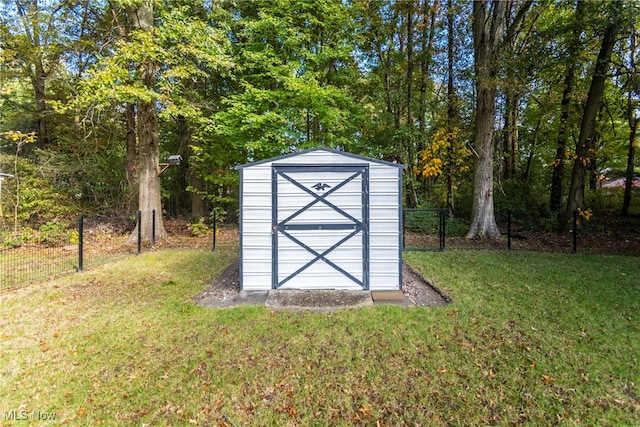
[1,245,638,425]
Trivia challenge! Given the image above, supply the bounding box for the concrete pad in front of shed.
[371,291,409,306]
[266,290,374,311]
[232,290,269,306]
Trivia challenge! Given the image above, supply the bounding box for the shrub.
[38,221,70,247]
[445,216,468,236]
[68,229,79,245]
[209,206,227,225]
[1,234,22,248]
[187,218,212,237]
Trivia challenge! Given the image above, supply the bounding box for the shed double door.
[272,164,369,290]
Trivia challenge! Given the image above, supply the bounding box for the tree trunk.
[417,0,438,201]
[418,0,438,143]
[404,2,419,209]
[549,65,575,213]
[467,83,501,239]
[565,10,620,227]
[190,176,206,218]
[467,0,533,239]
[622,25,638,217]
[133,94,166,242]
[126,0,166,243]
[31,59,48,146]
[502,92,519,180]
[15,1,49,146]
[446,0,455,215]
[466,0,508,240]
[550,1,585,215]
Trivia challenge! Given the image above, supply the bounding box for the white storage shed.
[237,147,404,291]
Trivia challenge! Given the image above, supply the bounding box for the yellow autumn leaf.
[359,403,371,417]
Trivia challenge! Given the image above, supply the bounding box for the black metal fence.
[402,208,640,255]
[1,211,219,291]
[3,207,637,291]
[403,208,446,251]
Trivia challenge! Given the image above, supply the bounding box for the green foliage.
[37,221,72,247]
[0,154,77,224]
[187,218,212,238]
[445,216,469,237]
[0,233,22,248]
[209,206,227,226]
[209,0,362,159]
[0,0,638,232]
[497,181,550,215]
[586,187,625,213]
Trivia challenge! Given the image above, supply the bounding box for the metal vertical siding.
[367,164,402,290]
[240,164,274,290]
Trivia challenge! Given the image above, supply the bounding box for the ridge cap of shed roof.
[235,146,406,169]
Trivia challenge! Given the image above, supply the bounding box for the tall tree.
[549,0,587,219]
[467,0,533,239]
[0,0,87,145]
[565,1,622,226]
[621,22,638,216]
[356,0,450,207]
[75,1,232,232]
[125,0,165,242]
[213,0,361,159]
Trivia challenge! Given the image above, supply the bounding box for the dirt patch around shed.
[194,259,449,308]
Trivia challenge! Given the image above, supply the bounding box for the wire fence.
[403,208,640,254]
[402,208,446,251]
[1,211,219,291]
[0,219,78,290]
[2,207,638,291]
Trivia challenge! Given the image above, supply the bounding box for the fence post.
[152,209,156,247]
[507,210,511,251]
[137,211,142,255]
[572,210,578,254]
[78,215,84,272]
[439,208,446,251]
[212,209,216,252]
[402,209,406,251]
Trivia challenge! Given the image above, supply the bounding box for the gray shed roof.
[235,146,406,169]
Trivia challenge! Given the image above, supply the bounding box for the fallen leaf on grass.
[287,405,297,417]
[77,407,86,417]
[542,374,555,385]
[359,403,371,418]
[481,369,496,379]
